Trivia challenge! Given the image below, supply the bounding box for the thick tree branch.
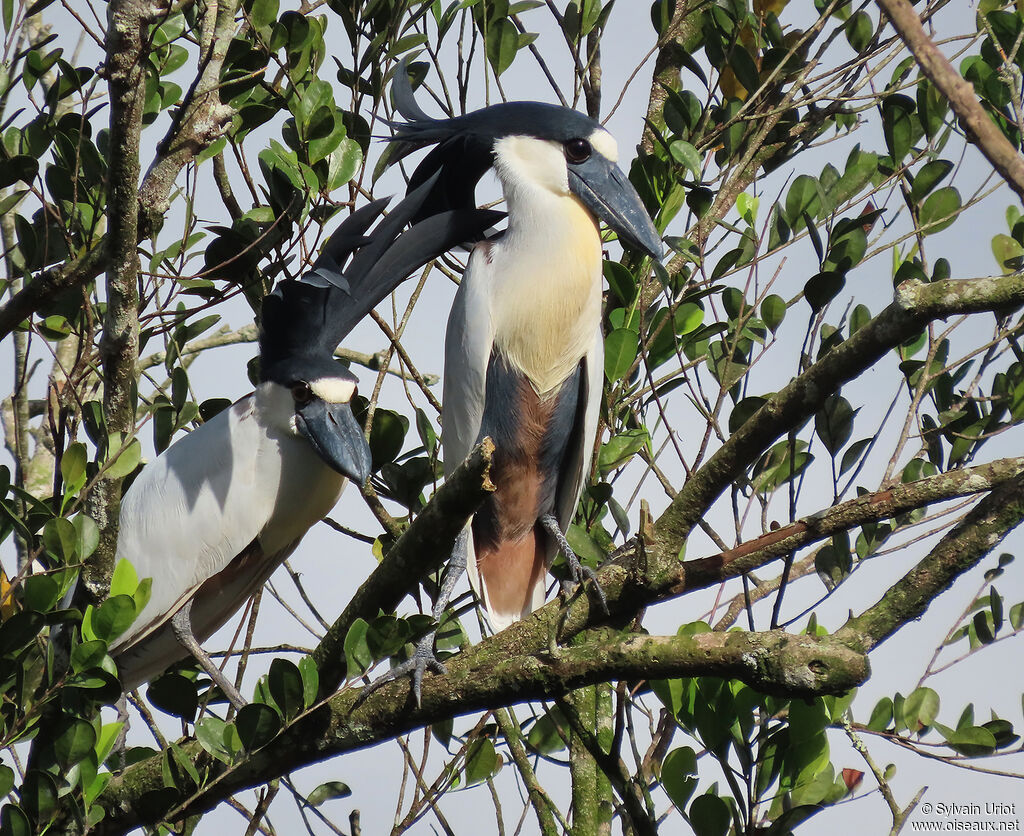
[837,473,1024,651]
[651,276,1024,562]
[312,439,495,694]
[81,0,149,599]
[694,455,1024,595]
[94,630,866,833]
[136,0,239,229]
[876,0,1024,202]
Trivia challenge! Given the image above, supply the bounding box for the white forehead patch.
[589,128,618,163]
[309,377,357,404]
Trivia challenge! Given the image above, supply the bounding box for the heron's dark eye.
[291,381,313,406]
[564,138,592,164]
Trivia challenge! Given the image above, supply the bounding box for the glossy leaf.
[605,327,638,381]
[308,781,352,806]
[268,658,305,721]
[919,186,961,235]
[236,703,281,751]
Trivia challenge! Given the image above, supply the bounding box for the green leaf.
[815,540,852,591]
[845,10,872,52]
[268,658,305,721]
[18,771,57,824]
[485,18,519,75]
[785,175,821,229]
[911,159,953,203]
[308,781,352,806]
[368,409,409,471]
[195,717,238,763]
[804,271,845,312]
[236,703,281,751]
[73,514,100,560]
[60,442,88,493]
[70,640,107,673]
[464,737,500,786]
[598,428,648,473]
[689,793,730,836]
[604,328,638,381]
[0,611,45,654]
[669,140,701,179]
[88,595,136,643]
[248,0,279,30]
[944,725,997,756]
[54,718,97,768]
[761,294,786,333]
[728,396,767,434]
[881,94,916,163]
[343,618,372,678]
[146,673,199,722]
[992,234,1024,273]
[919,186,961,235]
[0,804,31,836]
[109,558,139,598]
[987,587,1004,636]
[526,707,568,754]
[104,436,142,479]
[23,574,58,612]
[903,686,940,729]
[973,610,995,644]
[42,517,76,561]
[0,766,13,800]
[661,747,697,811]
[815,395,856,455]
[299,655,319,708]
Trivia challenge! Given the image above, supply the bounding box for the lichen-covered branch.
[651,276,1024,563]
[136,0,239,232]
[81,0,149,600]
[94,630,866,834]
[837,473,1024,651]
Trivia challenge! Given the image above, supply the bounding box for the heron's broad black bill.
[296,400,372,484]
[568,161,662,259]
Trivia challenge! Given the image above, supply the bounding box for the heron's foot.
[539,514,609,616]
[353,632,446,710]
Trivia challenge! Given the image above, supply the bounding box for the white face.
[257,376,357,438]
[492,127,619,197]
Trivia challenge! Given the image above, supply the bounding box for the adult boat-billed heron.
[109,179,499,707]
[371,68,662,702]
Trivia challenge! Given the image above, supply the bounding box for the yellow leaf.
[0,566,18,621]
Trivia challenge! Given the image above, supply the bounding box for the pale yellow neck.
[490,190,603,397]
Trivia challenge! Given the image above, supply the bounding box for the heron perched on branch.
[367,65,662,703]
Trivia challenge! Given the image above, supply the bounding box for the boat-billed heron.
[109,179,499,707]
[370,68,662,701]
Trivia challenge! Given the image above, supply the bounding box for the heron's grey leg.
[538,513,609,615]
[355,528,469,708]
[170,601,247,709]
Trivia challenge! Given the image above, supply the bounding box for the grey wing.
[441,250,495,478]
[110,398,273,653]
[441,250,496,606]
[555,323,604,538]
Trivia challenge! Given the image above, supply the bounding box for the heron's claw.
[540,514,609,616]
[353,632,446,709]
